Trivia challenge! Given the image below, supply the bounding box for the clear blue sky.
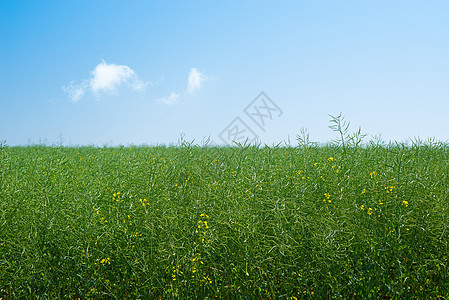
[1,1,448,146]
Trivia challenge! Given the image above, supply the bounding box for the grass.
[1,136,449,298]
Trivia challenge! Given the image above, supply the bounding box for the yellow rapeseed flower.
[385,186,395,193]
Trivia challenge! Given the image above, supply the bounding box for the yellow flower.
[203,276,212,284]
[370,171,377,179]
[385,186,395,193]
[402,200,409,207]
[367,208,373,215]
[332,165,341,172]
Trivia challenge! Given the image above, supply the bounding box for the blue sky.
[1,1,448,146]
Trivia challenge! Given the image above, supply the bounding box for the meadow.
[1,134,449,298]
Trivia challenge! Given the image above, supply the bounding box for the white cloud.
[154,67,207,105]
[62,80,88,103]
[155,92,181,105]
[187,68,205,93]
[90,61,135,93]
[63,60,150,102]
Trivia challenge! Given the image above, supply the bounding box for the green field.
[1,136,449,298]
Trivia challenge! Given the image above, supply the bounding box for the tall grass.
[1,137,449,298]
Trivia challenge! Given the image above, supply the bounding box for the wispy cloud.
[156,67,207,105]
[65,62,208,105]
[155,92,181,105]
[187,67,205,93]
[62,80,88,102]
[63,60,150,102]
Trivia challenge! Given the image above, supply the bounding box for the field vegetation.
[1,120,449,298]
